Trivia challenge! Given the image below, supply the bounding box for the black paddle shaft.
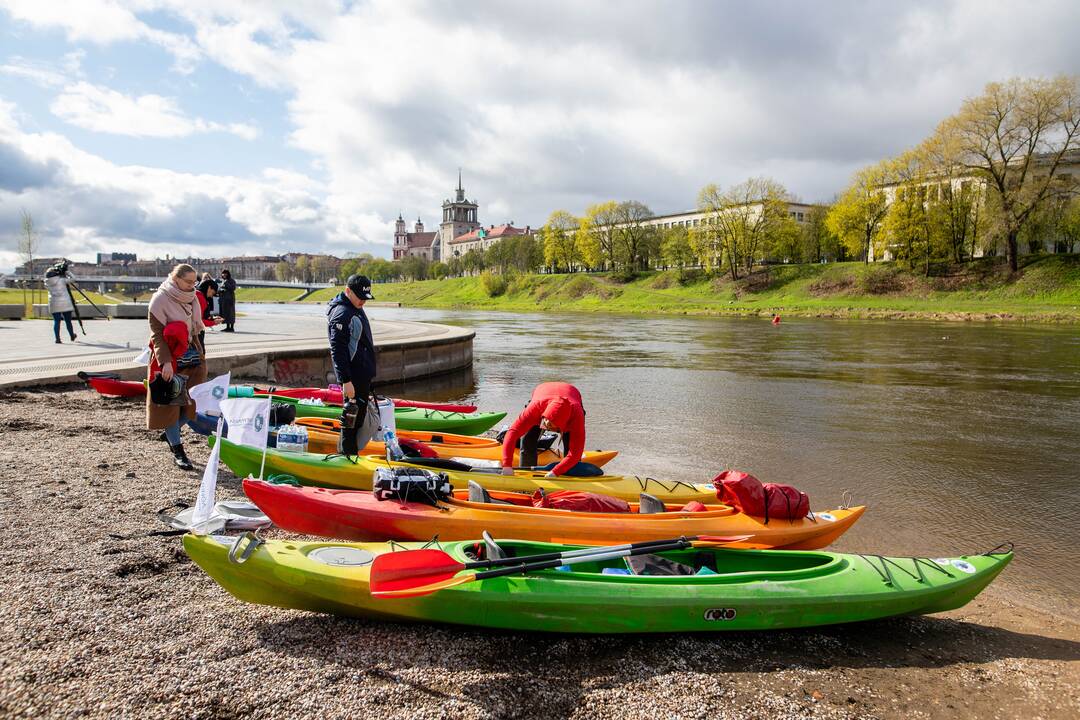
[462,535,701,572]
[470,539,693,581]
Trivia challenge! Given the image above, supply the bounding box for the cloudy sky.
[1,0,1079,271]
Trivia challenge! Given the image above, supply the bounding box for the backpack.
[372,467,452,507]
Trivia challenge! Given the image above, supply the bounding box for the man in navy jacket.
[327,274,376,403]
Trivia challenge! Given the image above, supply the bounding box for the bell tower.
[394,213,408,259]
[439,169,480,259]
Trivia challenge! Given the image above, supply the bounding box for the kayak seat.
[467,481,513,505]
[638,493,667,514]
[482,530,505,560]
[627,552,718,576]
[532,461,603,477]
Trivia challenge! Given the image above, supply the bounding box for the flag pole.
[258,393,273,481]
[191,415,225,534]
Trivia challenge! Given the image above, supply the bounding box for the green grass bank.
[302,256,1080,322]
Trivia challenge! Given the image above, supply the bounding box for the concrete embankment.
[0,309,473,389]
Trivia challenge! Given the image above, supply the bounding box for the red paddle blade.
[372,572,477,599]
[369,548,465,596]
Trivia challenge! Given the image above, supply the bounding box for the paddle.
[370,534,749,599]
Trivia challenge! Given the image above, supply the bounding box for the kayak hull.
[215,438,719,504]
[286,420,616,467]
[184,534,1012,633]
[247,386,477,413]
[243,478,864,550]
[86,377,146,397]
[268,396,505,435]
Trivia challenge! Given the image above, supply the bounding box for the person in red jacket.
[501,382,586,477]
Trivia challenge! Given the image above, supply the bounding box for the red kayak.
[248,386,477,413]
[78,372,146,398]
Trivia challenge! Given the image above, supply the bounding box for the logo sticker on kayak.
[932,558,977,574]
[816,512,836,522]
[704,608,737,622]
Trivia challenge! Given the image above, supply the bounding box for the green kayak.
[232,394,505,435]
[184,534,1012,633]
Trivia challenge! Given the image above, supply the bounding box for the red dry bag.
[713,470,766,516]
[762,483,810,520]
[532,490,630,513]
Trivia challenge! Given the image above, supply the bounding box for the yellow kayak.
[215,438,720,504]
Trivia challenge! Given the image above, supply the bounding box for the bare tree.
[18,209,39,308]
[945,76,1080,271]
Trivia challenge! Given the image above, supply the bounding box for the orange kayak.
[243,478,864,550]
[294,417,618,468]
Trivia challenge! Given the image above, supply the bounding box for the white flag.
[133,346,152,365]
[189,372,231,416]
[219,397,271,450]
[191,416,224,533]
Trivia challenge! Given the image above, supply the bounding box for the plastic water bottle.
[277,424,307,453]
[376,397,404,461]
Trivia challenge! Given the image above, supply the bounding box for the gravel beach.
[1,386,1077,720]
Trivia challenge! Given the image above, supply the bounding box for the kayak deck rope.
[387,535,445,553]
[858,555,955,587]
[632,476,698,494]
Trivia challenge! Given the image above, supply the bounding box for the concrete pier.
[0,308,473,389]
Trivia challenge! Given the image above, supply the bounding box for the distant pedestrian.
[44,260,78,344]
[195,278,221,350]
[218,268,237,332]
[146,263,207,471]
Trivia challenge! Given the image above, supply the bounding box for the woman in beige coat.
[146,264,207,470]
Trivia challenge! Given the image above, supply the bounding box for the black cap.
[149,372,188,405]
[346,274,374,300]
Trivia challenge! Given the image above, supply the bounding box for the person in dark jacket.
[327,275,376,453]
[218,269,237,332]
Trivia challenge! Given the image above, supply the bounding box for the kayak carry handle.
[982,542,1014,556]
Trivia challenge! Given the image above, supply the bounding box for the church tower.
[438,169,480,260]
[393,213,408,260]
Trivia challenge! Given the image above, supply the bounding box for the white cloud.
[50,81,258,139]
[0,102,387,271]
[0,0,202,72]
[4,0,1080,264]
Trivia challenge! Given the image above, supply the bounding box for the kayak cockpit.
[455,540,841,583]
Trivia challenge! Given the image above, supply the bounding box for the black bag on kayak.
[372,467,452,507]
[269,401,296,426]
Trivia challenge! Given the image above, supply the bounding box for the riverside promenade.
[0,309,474,389]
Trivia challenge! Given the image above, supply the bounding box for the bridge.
[2,274,335,295]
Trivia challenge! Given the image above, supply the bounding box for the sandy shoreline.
[1,386,1077,719]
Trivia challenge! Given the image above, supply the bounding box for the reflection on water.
[243,303,1080,611]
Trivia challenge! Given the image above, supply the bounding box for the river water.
[242,303,1080,612]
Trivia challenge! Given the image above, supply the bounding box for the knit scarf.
[148,278,204,338]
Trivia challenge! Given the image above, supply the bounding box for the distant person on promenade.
[44,260,78,344]
[195,277,221,350]
[146,263,207,471]
[501,382,587,477]
[327,274,376,455]
[218,268,237,332]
